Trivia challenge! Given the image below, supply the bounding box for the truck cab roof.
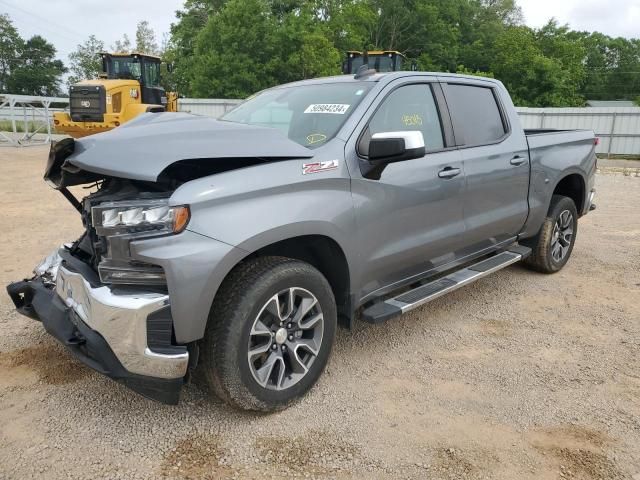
[273,71,500,89]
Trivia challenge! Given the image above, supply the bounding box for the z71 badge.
[302,160,339,175]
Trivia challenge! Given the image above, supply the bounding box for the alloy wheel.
[551,209,574,262]
[247,287,324,390]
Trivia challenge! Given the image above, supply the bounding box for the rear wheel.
[523,195,578,273]
[201,256,337,411]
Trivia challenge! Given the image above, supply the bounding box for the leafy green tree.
[0,14,22,93]
[112,21,160,55]
[7,35,66,96]
[490,26,585,107]
[534,21,586,105]
[189,0,278,98]
[135,20,160,55]
[456,64,494,78]
[166,0,640,104]
[275,4,341,82]
[67,35,105,86]
[168,0,220,94]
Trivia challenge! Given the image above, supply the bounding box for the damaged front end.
[9,117,300,404]
[7,140,191,404]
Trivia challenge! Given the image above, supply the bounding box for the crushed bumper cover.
[6,249,188,404]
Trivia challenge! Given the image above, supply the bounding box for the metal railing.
[0,94,68,146]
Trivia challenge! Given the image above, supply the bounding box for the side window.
[365,84,445,153]
[445,84,506,146]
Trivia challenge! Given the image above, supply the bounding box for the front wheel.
[523,195,578,273]
[201,256,337,411]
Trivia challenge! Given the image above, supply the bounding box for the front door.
[347,82,467,301]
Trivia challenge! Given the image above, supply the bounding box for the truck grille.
[70,85,106,122]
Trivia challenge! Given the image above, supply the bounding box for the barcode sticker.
[304,104,350,114]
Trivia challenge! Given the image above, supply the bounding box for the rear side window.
[445,84,506,146]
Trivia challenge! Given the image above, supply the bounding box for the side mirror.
[368,131,426,164]
[167,62,174,73]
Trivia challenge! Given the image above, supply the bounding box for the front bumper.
[6,249,189,404]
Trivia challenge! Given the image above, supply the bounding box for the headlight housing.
[90,199,190,285]
[92,199,190,236]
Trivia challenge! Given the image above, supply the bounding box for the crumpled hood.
[67,112,314,182]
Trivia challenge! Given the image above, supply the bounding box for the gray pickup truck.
[7,71,596,411]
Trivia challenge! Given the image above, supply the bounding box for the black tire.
[523,195,578,274]
[201,256,337,412]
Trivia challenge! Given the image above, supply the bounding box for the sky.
[0,0,638,65]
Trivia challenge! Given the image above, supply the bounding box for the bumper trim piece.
[6,249,189,404]
[55,265,188,380]
[586,189,596,213]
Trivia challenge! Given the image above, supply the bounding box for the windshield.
[108,57,142,81]
[221,82,373,148]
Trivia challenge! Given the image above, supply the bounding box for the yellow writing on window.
[402,114,423,127]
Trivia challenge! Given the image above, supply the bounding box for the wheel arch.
[552,172,586,215]
[220,233,353,328]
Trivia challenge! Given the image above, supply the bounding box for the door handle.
[438,167,461,179]
[510,156,527,166]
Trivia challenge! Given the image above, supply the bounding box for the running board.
[361,245,531,324]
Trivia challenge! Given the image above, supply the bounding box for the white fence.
[1,94,639,155]
[177,98,242,117]
[0,94,67,146]
[516,107,640,156]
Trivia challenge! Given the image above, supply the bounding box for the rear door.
[441,80,530,250]
[346,80,467,301]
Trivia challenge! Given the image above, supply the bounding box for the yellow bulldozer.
[54,52,178,138]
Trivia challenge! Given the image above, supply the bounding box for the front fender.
[130,230,247,343]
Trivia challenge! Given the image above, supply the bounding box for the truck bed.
[521,128,597,238]
[524,128,595,149]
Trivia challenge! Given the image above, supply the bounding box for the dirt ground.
[0,146,638,480]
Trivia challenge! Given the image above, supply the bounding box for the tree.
[169,0,229,94]
[6,35,66,96]
[0,14,22,93]
[189,0,278,98]
[276,4,341,83]
[456,64,494,78]
[112,33,132,53]
[166,0,640,104]
[135,20,160,55]
[113,20,160,56]
[534,20,586,105]
[67,35,105,86]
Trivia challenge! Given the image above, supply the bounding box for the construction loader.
[54,52,178,138]
[342,50,416,74]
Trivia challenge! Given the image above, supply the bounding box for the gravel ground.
[0,147,639,480]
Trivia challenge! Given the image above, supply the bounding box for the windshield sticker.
[304,104,350,114]
[306,133,327,145]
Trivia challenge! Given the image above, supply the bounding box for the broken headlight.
[91,199,190,285]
